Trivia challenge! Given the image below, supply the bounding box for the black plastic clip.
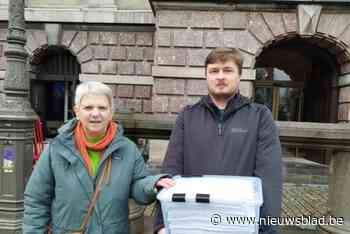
[196,193,210,203]
[172,193,186,202]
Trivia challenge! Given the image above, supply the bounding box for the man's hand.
[157,228,166,234]
[155,178,175,189]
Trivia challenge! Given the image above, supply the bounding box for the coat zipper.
[218,123,223,136]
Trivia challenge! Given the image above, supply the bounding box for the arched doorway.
[30,46,81,138]
[254,37,340,163]
[255,37,339,123]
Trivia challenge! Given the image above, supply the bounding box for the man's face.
[74,94,113,137]
[206,60,241,99]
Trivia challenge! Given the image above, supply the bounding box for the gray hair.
[74,81,114,111]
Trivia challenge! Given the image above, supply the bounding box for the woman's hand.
[155,178,175,189]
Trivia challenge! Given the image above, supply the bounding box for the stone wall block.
[0,29,7,41]
[157,30,172,47]
[100,61,117,74]
[191,12,221,29]
[248,13,274,43]
[223,12,248,29]
[117,85,134,98]
[339,86,350,103]
[188,49,211,66]
[127,47,143,61]
[323,14,350,38]
[339,26,350,46]
[88,31,99,44]
[155,48,186,66]
[143,99,152,113]
[283,13,298,33]
[152,95,169,113]
[169,96,187,113]
[100,32,118,45]
[126,99,142,113]
[32,30,48,46]
[317,14,335,34]
[111,46,127,60]
[144,47,155,61]
[241,51,255,68]
[187,79,207,96]
[0,56,6,70]
[338,103,350,122]
[135,86,152,98]
[158,11,189,28]
[155,78,185,95]
[224,31,260,55]
[93,45,109,60]
[81,60,99,74]
[118,62,135,75]
[136,32,153,46]
[205,31,224,48]
[223,31,238,48]
[61,31,77,48]
[173,30,203,47]
[70,31,88,54]
[136,62,152,76]
[263,13,285,36]
[239,81,253,98]
[77,47,93,63]
[119,32,136,45]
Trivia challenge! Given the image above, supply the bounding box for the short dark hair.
[205,48,244,75]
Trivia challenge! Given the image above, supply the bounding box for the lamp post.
[0,0,36,233]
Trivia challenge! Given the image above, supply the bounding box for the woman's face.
[74,94,113,137]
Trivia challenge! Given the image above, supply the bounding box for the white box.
[157,175,263,234]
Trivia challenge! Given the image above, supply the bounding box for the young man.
[155,48,282,234]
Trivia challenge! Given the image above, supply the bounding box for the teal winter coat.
[24,119,163,234]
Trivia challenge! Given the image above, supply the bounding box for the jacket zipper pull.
[218,123,223,136]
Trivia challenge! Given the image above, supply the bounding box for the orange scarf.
[74,121,117,176]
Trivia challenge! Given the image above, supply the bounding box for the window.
[254,67,304,121]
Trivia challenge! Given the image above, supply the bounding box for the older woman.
[24,81,173,234]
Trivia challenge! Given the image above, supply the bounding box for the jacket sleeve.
[130,145,166,205]
[254,106,283,234]
[154,110,185,233]
[23,144,54,234]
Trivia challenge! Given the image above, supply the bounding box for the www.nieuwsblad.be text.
[210,214,344,226]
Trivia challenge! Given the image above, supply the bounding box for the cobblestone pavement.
[282,183,328,219]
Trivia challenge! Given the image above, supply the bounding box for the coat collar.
[201,93,251,121]
[55,118,125,164]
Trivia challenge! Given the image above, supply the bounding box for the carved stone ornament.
[298,4,322,35]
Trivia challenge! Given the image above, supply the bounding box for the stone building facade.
[1,1,350,233]
[1,0,350,126]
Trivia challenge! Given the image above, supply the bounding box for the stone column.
[0,0,37,233]
[320,151,350,234]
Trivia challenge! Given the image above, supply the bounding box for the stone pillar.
[320,151,350,234]
[0,0,37,233]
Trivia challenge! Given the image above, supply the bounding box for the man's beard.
[208,87,236,102]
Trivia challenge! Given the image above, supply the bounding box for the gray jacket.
[155,94,283,234]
